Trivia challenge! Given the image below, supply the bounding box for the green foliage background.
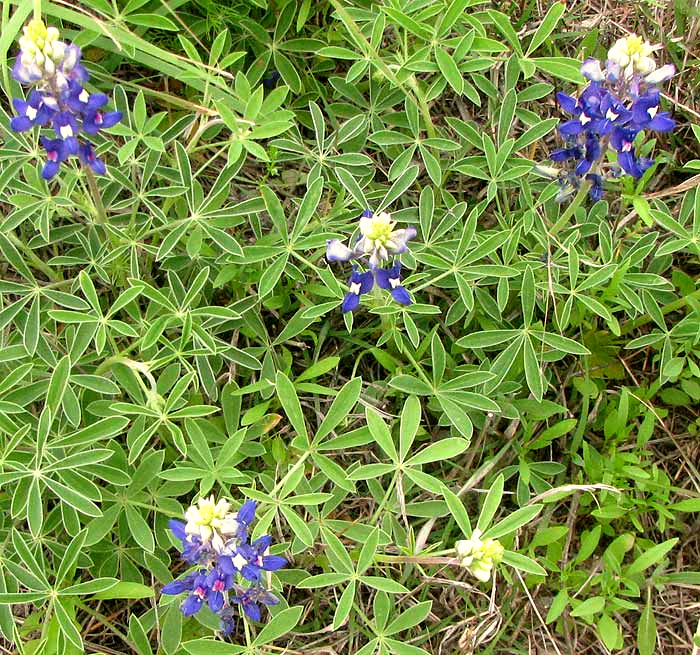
[1,0,699,653]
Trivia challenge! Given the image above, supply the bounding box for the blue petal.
[357,270,374,294]
[42,161,60,180]
[240,564,262,582]
[181,594,204,616]
[237,500,257,526]
[558,119,584,137]
[161,579,190,595]
[242,601,262,621]
[169,519,187,541]
[10,116,32,132]
[391,287,411,305]
[556,93,578,114]
[208,591,224,613]
[649,113,675,132]
[375,267,391,290]
[342,292,360,312]
[261,555,287,571]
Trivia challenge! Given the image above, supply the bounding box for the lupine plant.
[1,2,699,655]
[544,34,675,201]
[162,497,286,635]
[326,208,417,311]
[10,19,121,178]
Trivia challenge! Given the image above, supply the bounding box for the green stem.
[76,600,138,651]
[548,181,590,238]
[374,554,456,565]
[406,75,437,139]
[270,450,311,497]
[84,167,107,227]
[8,232,60,282]
[33,0,41,21]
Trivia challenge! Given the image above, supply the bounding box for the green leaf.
[389,375,433,396]
[366,407,398,462]
[315,377,362,443]
[385,601,432,635]
[360,576,408,593]
[333,579,356,630]
[627,538,678,576]
[258,254,289,298]
[357,527,379,575]
[253,606,304,645]
[435,48,463,94]
[476,474,504,532]
[501,550,547,576]
[570,596,606,617]
[443,488,471,536]
[638,593,657,655]
[483,504,542,539]
[399,396,421,460]
[526,3,566,55]
[54,598,83,650]
[297,572,351,588]
[280,505,314,547]
[532,56,584,83]
[276,371,308,444]
[406,438,468,466]
[93,581,155,599]
[60,578,119,596]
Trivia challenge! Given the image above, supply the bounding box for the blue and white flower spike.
[544,34,676,202]
[10,19,121,180]
[326,208,417,312]
[162,496,286,638]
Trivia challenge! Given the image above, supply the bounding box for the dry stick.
[513,569,564,655]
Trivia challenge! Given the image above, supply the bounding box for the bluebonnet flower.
[326,209,417,312]
[231,584,281,621]
[10,19,121,180]
[342,266,374,312]
[544,34,676,202]
[162,497,287,639]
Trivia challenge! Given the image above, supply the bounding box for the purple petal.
[649,113,675,132]
[237,500,257,526]
[42,161,61,180]
[169,519,187,540]
[242,601,262,621]
[558,119,584,137]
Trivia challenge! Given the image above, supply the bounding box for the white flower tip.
[326,239,353,262]
[645,63,675,84]
[580,59,604,82]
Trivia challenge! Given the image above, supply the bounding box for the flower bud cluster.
[11,19,121,179]
[162,497,287,637]
[454,529,504,582]
[544,34,676,202]
[326,209,417,312]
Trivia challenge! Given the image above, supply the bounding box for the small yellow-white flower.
[354,210,417,269]
[18,19,65,72]
[455,529,504,582]
[607,34,657,77]
[184,496,239,551]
